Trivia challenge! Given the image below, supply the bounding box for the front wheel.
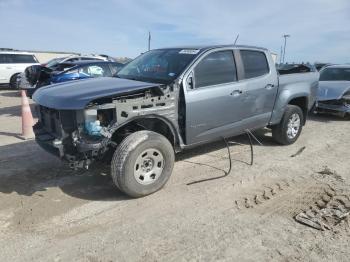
[111,130,175,198]
[272,105,304,145]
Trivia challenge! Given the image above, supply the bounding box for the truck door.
[238,50,278,124]
[184,50,246,145]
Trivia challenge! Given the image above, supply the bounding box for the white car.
[0,51,40,88]
[44,54,113,69]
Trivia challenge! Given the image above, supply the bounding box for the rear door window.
[67,58,79,62]
[80,57,96,61]
[10,54,37,63]
[194,50,237,88]
[0,54,6,64]
[79,64,112,77]
[110,63,123,75]
[240,50,269,79]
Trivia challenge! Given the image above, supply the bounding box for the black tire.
[9,73,19,89]
[111,130,175,198]
[272,105,304,145]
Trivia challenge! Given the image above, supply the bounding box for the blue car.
[20,60,124,97]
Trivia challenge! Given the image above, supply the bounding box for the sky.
[0,0,349,63]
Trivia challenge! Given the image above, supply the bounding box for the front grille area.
[39,106,62,137]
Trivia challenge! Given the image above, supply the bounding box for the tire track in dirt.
[232,171,350,232]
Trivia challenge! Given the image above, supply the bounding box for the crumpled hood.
[33,77,160,110]
[317,81,350,101]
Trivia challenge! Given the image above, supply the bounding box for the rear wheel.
[111,130,175,197]
[272,105,304,145]
[9,73,20,89]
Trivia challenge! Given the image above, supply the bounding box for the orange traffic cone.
[21,90,34,139]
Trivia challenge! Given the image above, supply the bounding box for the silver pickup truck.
[33,45,319,197]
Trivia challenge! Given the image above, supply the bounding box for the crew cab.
[0,51,39,88]
[33,45,319,197]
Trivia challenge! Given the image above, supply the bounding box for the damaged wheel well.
[111,117,178,149]
[288,97,308,124]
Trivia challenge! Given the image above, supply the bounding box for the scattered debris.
[317,166,344,182]
[295,191,350,231]
[290,146,306,157]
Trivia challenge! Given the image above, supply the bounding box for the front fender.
[108,114,183,151]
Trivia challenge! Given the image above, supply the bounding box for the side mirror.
[187,72,194,89]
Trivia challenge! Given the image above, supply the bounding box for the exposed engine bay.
[34,84,179,169]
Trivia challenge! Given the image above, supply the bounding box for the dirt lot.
[0,90,349,262]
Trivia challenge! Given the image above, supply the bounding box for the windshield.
[46,57,65,68]
[320,68,350,81]
[117,49,199,84]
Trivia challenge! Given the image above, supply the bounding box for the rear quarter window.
[240,50,269,79]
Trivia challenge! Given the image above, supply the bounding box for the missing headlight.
[84,109,114,136]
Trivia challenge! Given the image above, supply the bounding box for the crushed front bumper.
[34,123,64,158]
[34,122,107,169]
[315,100,350,116]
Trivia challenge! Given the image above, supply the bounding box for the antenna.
[148,31,151,51]
[234,34,239,45]
[279,46,283,64]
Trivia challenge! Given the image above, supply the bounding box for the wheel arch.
[110,115,181,151]
[287,96,308,125]
[9,72,21,88]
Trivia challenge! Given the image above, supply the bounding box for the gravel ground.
[0,90,349,262]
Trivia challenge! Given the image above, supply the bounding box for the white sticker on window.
[179,49,200,55]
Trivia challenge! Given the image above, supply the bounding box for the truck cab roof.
[157,45,268,52]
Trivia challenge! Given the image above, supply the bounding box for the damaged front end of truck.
[33,77,180,169]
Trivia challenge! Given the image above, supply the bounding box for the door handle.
[6,67,13,69]
[265,84,274,90]
[230,90,243,96]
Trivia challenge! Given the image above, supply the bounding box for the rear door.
[6,54,39,83]
[0,54,19,84]
[237,50,278,123]
[184,49,246,144]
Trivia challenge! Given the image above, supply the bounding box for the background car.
[43,54,114,69]
[314,62,332,71]
[0,51,39,88]
[21,60,124,97]
[315,64,350,117]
